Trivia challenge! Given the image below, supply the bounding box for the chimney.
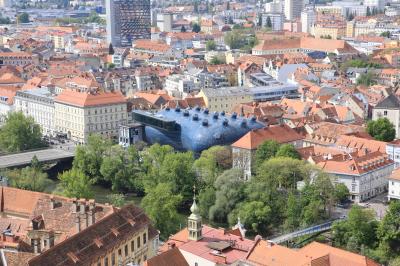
[75,215,81,232]
[79,199,86,214]
[50,196,55,210]
[84,212,89,228]
[88,199,96,225]
[71,198,79,213]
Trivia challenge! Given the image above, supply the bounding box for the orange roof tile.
[55,90,126,107]
[232,125,303,149]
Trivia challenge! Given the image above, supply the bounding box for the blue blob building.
[132,107,264,153]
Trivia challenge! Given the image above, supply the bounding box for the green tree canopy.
[142,183,183,239]
[254,140,280,169]
[194,145,231,187]
[334,183,350,203]
[275,144,301,159]
[0,112,44,152]
[367,118,396,142]
[192,23,201,33]
[17,12,30,23]
[209,169,246,223]
[209,56,226,65]
[332,205,378,252]
[357,72,377,86]
[58,168,94,199]
[206,40,217,51]
[376,201,400,261]
[6,155,50,192]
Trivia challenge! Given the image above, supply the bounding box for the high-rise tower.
[106,0,151,47]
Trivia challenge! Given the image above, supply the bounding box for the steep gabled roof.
[28,205,158,266]
[375,94,400,109]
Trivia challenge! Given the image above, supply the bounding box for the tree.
[142,183,182,239]
[257,15,262,27]
[228,201,271,235]
[266,16,272,28]
[209,169,246,223]
[210,56,225,65]
[0,16,11,24]
[100,145,131,191]
[194,146,231,187]
[198,186,216,219]
[367,118,396,142]
[192,23,201,33]
[254,140,280,169]
[380,31,391,38]
[376,201,400,261]
[334,183,350,203]
[180,25,186,32]
[275,144,301,159]
[0,112,44,152]
[108,43,114,55]
[17,12,30,23]
[284,192,302,231]
[206,40,216,51]
[357,72,376,86]
[58,168,94,199]
[158,151,196,202]
[332,205,378,251]
[224,30,244,49]
[106,193,126,207]
[6,156,50,192]
[256,157,310,190]
[72,134,112,183]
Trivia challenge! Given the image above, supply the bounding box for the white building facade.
[14,88,56,136]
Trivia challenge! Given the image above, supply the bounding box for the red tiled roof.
[232,125,303,149]
[55,90,126,107]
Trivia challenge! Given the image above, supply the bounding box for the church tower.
[187,191,202,241]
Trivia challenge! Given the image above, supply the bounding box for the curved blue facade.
[133,107,264,153]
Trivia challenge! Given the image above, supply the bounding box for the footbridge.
[270,218,346,244]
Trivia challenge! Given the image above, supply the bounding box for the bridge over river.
[0,148,74,169]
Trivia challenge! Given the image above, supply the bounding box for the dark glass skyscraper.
[106,0,151,47]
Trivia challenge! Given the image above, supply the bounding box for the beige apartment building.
[197,87,253,113]
[54,89,127,143]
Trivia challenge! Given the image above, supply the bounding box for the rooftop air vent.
[195,106,201,112]
[222,118,228,126]
[165,107,170,111]
[183,110,189,117]
[231,112,237,119]
[204,108,209,114]
[213,112,218,119]
[202,119,209,126]
[241,119,247,128]
[193,114,199,121]
[221,111,225,116]
[250,115,256,122]
[175,107,181,112]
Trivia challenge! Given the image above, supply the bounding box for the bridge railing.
[270,218,345,244]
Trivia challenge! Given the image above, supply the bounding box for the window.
[111,253,115,266]
[131,240,134,252]
[125,244,128,256]
[104,257,109,266]
[143,233,147,245]
[384,110,388,116]
[137,236,141,248]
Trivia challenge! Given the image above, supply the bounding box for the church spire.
[188,185,202,241]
